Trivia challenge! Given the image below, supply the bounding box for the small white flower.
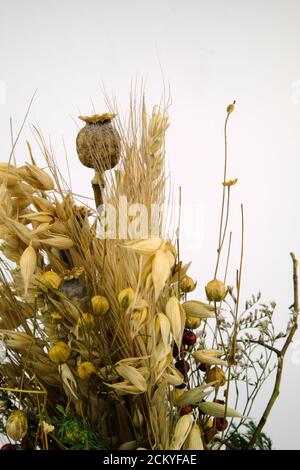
[42,421,55,434]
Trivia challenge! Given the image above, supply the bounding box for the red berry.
[182,329,197,346]
[1,444,15,451]
[215,417,228,432]
[180,405,193,416]
[198,363,208,372]
[213,399,225,405]
[175,359,190,375]
[175,382,187,389]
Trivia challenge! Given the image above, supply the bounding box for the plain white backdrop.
[1,0,300,449]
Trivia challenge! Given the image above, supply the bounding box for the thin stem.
[246,252,299,449]
[214,111,231,279]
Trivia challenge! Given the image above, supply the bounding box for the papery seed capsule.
[6,411,28,441]
[185,316,201,329]
[118,288,135,309]
[180,276,197,293]
[206,367,226,387]
[48,341,70,364]
[77,361,96,380]
[91,295,109,316]
[205,279,227,302]
[39,271,62,291]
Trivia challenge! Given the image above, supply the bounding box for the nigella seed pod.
[76,113,121,171]
[6,411,28,441]
[205,279,227,302]
[48,341,71,364]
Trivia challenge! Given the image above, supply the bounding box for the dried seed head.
[18,164,54,190]
[193,349,228,367]
[180,276,197,293]
[199,401,244,418]
[121,238,163,255]
[77,361,96,380]
[39,271,62,291]
[183,300,216,319]
[226,102,235,114]
[48,341,71,364]
[205,279,227,302]
[20,244,37,295]
[6,411,28,441]
[34,236,74,250]
[206,367,227,387]
[223,178,238,187]
[118,288,135,309]
[169,414,193,450]
[132,408,144,430]
[91,295,109,316]
[184,424,204,450]
[185,316,201,329]
[165,296,186,349]
[152,248,171,300]
[78,313,95,327]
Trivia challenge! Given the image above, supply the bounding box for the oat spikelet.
[169,414,193,450]
[152,248,171,301]
[20,243,37,295]
[165,296,185,349]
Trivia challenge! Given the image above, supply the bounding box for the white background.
[1,0,300,449]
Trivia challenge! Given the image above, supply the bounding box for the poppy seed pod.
[76,113,121,171]
[91,295,109,316]
[6,411,28,441]
[48,341,71,364]
[206,366,227,387]
[205,279,227,302]
[39,271,62,291]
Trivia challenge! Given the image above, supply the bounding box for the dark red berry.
[175,382,187,389]
[215,417,228,432]
[175,359,190,375]
[182,329,197,346]
[1,444,15,451]
[21,436,33,450]
[198,363,208,372]
[180,405,193,416]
